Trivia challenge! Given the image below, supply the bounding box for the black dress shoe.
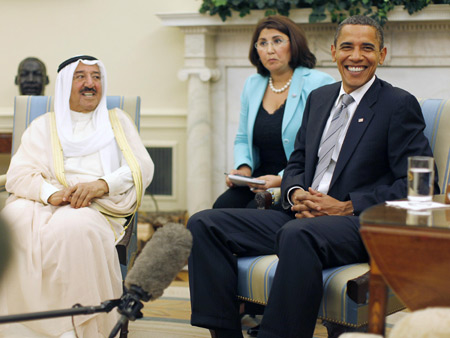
[209,328,244,338]
[247,324,260,337]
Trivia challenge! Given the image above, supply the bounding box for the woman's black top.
[252,101,288,177]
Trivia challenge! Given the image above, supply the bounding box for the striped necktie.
[311,94,354,191]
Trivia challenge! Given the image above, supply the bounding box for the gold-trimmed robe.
[0,108,154,337]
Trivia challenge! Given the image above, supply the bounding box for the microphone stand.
[0,286,149,338]
[0,299,121,324]
[109,285,151,338]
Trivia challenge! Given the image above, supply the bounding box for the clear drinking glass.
[407,156,435,205]
[406,209,433,226]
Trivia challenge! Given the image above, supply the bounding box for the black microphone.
[109,222,192,338]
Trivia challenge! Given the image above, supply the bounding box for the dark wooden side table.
[360,195,450,335]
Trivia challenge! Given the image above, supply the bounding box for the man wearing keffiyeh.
[0,55,154,337]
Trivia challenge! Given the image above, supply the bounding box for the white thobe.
[0,109,153,338]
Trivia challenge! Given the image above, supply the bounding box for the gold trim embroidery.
[49,112,68,187]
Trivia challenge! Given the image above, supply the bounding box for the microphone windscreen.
[125,222,192,301]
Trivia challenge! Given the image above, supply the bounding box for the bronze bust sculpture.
[15,57,49,95]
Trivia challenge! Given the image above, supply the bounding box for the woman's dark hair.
[249,15,316,76]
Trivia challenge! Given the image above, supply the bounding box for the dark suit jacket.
[281,77,440,215]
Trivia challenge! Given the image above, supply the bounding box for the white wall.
[0,0,199,110]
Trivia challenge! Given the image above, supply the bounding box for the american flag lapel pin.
[358,118,364,123]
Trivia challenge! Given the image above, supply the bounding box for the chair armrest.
[255,191,273,209]
[0,174,6,192]
[255,188,281,209]
[346,270,370,304]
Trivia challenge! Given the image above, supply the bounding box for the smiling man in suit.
[187,15,440,338]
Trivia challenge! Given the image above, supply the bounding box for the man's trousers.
[187,208,368,338]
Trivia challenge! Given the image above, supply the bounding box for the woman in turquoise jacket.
[214,15,335,209]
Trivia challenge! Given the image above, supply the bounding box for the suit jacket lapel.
[330,79,380,188]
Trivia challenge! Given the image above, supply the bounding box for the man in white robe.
[0,55,154,337]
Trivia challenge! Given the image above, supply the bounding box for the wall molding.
[157,5,450,27]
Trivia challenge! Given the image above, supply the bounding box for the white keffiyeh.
[54,58,119,173]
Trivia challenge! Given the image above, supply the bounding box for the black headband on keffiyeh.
[57,55,98,73]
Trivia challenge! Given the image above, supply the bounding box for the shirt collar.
[335,75,376,107]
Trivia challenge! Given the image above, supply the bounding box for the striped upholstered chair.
[239,98,450,337]
[4,95,142,278]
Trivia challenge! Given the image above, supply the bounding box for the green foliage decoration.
[199,0,450,25]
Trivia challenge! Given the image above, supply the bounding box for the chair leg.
[119,320,129,338]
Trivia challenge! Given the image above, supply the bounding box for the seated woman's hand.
[226,166,252,187]
[248,174,281,193]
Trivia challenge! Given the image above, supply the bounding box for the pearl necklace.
[269,75,293,94]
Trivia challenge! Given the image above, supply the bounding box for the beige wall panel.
[0,0,198,108]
